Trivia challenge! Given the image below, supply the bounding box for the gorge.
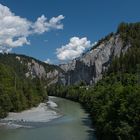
[0,22,140,140]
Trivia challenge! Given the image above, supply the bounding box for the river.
[0,96,96,140]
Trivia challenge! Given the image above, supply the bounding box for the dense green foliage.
[48,74,140,140]
[117,22,140,48]
[0,54,48,118]
[48,22,140,140]
[0,53,61,75]
[0,22,140,139]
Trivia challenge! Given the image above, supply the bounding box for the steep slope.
[48,22,140,140]
[60,34,131,85]
[0,53,61,118]
[0,53,62,85]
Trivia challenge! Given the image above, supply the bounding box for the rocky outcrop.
[59,35,131,85]
[12,34,132,86]
[46,70,59,85]
[15,54,61,84]
[25,60,62,85]
[25,60,46,79]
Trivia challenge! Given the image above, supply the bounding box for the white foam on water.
[47,100,58,108]
[0,122,32,129]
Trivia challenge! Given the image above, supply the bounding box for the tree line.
[48,22,140,140]
[0,54,48,118]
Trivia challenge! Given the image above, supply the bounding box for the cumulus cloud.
[33,15,64,34]
[44,58,51,64]
[92,41,97,46]
[0,3,64,52]
[56,37,91,61]
[33,15,49,34]
[48,15,64,29]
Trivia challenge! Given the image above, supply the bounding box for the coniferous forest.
[0,22,140,140]
[0,54,48,118]
[48,23,140,140]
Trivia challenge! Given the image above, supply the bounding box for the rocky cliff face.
[59,35,131,85]
[25,59,46,79]
[26,61,61,85]
[15,54,61,85]
[6,34,131,86]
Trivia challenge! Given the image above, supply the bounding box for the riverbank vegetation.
[48,73,140,139]
[0,22,140,139]
[0,55,47,118]
[48,22,140,140]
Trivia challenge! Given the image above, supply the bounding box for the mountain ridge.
[0,53,62,118]
[59,34,131,85]
[0,22,140,139]
[48,22,140,140]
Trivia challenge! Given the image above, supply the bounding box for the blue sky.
[0,0,140,64]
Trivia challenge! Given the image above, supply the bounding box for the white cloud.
[33,15,49,34]
[44,58,51,64]
[4,37,30,47]
[56,37,91,61]
[0,4,64,52]
[92,41,97,46]
[33,15,64,34]
[48,15,64,29]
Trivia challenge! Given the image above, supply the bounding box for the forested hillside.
[48,22,140,140]
[0,22,140,139]
[0,54,51,118]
